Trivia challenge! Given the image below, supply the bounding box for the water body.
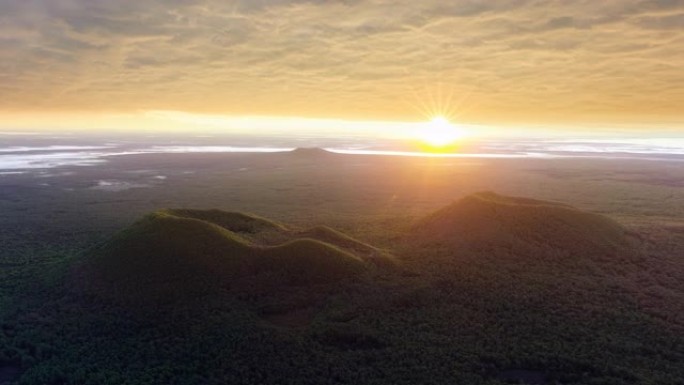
[0,132,682,172]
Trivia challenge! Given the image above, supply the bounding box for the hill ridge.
[86,208,391,300]
[411,191,633,263]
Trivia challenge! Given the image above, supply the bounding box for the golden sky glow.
[1,1,684,132]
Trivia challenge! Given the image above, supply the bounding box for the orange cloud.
[0,0,683,127]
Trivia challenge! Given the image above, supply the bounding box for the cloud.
[634,12,684,29]
[0,0,683,124]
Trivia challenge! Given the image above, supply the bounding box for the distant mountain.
[289,147,334,157]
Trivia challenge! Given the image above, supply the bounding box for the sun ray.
[416,115,465,149]
[400,82,473,151]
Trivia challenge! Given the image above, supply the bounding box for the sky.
[1,0,683,135]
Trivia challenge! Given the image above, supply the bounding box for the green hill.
[6,194,684,385]
[87,209,375,299]
[163,208,287,234]
[298,226,396,268]
[91,211,253,285]
[412,191,633,262]
[161,208,290,244]
[298,226,377,253]
[259,239,365,285]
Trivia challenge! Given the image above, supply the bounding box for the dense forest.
[1,192,683,384]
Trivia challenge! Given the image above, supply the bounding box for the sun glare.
[419,116,464,147]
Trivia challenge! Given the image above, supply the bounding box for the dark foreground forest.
[1,151,683,385]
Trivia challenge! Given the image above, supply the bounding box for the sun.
[419,116,464,147]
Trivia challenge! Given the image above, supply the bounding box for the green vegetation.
[163,208,287,234]
[297,226,397,269]
[259,239,365,285]
[298,226,377,254]
[1,189,682,385]
[92,211,253,281]
[412,191,634,264]
[86,209,374,302]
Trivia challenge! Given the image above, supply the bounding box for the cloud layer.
[1,0,683,124]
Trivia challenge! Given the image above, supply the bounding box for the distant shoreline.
[1,136,684,172]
